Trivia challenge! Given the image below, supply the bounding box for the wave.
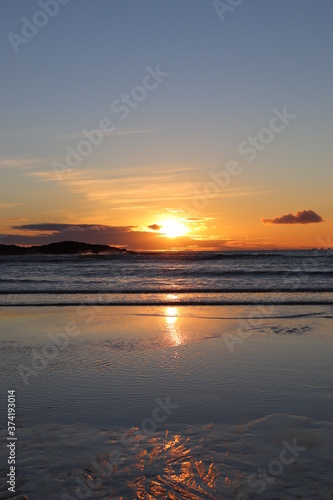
[1,250,332,263]
[1,288,333,294]
[0,279,63,284]
[0,268,333,288]
[1,300,333,307]
[199,252,333,260]
[172,270,333,277]
[122,310,333,320]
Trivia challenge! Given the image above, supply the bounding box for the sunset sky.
[1,0,332,250]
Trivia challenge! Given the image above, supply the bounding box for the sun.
[161,220,187,238]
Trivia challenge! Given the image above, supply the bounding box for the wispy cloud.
[262,209,324,225]
[0,217,26,223]
[28,165,268,214]
[28,164,203,207]
[185,217,214,222]
[0,203,22,209]
[0,108,51,116]
[0,158,48,170]
[55,128,150,142]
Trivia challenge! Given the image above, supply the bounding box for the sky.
[1,0,332,250]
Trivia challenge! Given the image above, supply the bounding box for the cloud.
[0,203,22,208]
[55,128,149,142]
[185,217,214,223]
[1,108,51,116]
[148,224,162,231]
[262,209,324,225]
[0,159,43,169]
[12,223,118,232]
[4,222,230,250]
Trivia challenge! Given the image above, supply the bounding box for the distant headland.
[0,241,133,256]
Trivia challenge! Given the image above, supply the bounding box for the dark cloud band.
[262,210,324,225]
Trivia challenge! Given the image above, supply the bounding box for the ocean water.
[1,249,333,306]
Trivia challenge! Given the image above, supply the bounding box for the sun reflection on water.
[165,306,183,346]
[166,294,179,302]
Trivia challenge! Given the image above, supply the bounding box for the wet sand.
[0,415,333,498]
[0,305,332,498]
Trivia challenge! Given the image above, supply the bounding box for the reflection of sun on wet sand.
[126,431,221,499]
[1,414,332,499]
[165,306,184,347]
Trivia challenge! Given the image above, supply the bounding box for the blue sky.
[1,0,333,249]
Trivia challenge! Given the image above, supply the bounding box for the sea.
[1,249,333,306]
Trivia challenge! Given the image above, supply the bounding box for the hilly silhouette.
[0,241,132,256]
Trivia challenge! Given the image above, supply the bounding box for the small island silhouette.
[0,241,132,256]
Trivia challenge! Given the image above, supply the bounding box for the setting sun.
[161,220,187,238]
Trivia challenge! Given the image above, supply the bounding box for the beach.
[1,304,333,498]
